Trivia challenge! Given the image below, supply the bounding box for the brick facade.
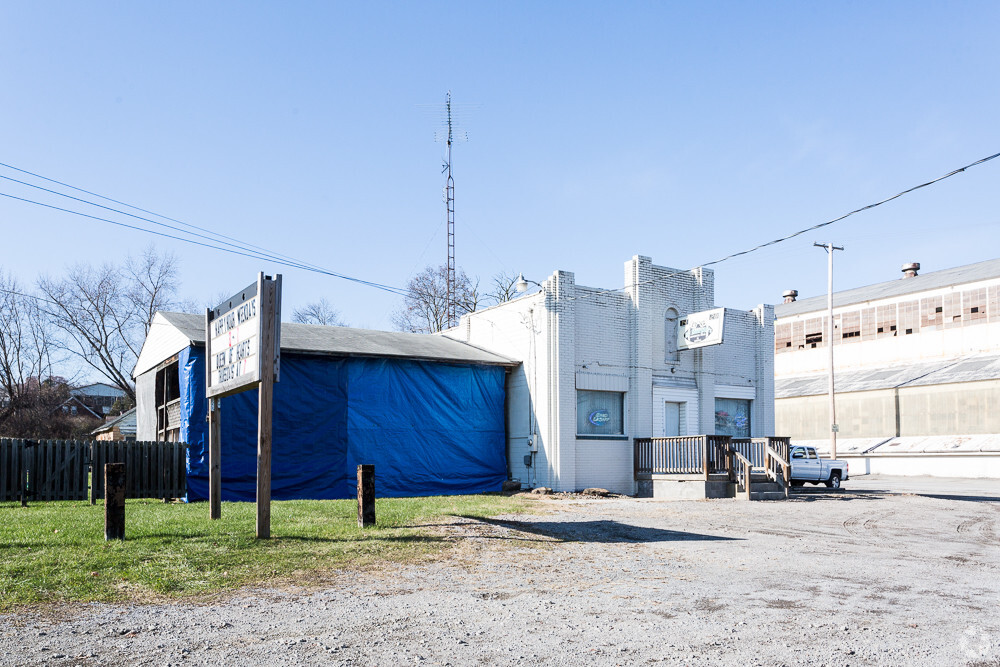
[448,255,775,494]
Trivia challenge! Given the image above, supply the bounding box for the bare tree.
[391,264,480,334]
[125,247,183,339]
[292,298,346,326]
[488,271,521,305]
[37,248,182,401]
[0,271,58,430]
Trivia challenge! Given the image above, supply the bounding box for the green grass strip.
[0,494,527,609]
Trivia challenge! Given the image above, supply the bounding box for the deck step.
[749,490,788,501]
[735,480,787,501]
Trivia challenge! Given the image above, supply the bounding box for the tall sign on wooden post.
[205,273,281,538]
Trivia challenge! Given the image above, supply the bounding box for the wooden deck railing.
[728,449,754,501]
[634,435,733,480]
[635,435,792,494]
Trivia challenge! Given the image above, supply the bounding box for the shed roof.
[776,353,1000,398]
[91,408,137,437]
[775,257,1000,318]
[134,311,518,378]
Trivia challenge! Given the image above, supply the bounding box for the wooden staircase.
[735,471,787,501]
[727,442,791,501]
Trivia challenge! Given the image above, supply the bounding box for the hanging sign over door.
[678,307,726,350]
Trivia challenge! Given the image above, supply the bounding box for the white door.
[664,402,681,437]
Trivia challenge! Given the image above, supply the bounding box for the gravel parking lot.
[3,475,999,666]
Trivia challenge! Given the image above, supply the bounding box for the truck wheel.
[825,473,841,489]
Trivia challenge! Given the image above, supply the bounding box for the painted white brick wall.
[451,254,775,494]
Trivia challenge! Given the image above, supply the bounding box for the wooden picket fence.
[0,438,186,504]
[91,440,187,503]
[0,438,25,502]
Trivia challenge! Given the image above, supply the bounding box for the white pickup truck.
[789,445,849,488]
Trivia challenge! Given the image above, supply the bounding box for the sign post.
[205,273,281,538]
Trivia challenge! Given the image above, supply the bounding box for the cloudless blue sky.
[2,1,998,340]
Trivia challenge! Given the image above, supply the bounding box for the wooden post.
[357,464,375,528]
[209,397,221,519]
[21,440,30,507]
[702,436,710,481]
[256,277,276,540]
[205,307,222,521]
[105,462,125,541]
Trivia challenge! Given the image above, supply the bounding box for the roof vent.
[782,289,798,303]
[901,262,920,279]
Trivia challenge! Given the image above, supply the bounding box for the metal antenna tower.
[444,91,456,329]
[421,91,473,329]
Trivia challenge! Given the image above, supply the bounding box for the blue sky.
[2,1,998,332]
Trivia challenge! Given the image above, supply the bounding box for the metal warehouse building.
[775,258,1000,477]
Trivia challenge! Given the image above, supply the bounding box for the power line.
[0,161,316,271]
[0,172,323,273]
[0,190,411,297]
[549,150,1000,303]
[0,285,60,306]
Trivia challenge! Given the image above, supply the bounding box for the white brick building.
[445,255,775,495]
[774,258,1000,477]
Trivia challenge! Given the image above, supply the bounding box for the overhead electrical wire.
[0,190,411,297]
[0,172,325,273]
[0,161,315,271]
[2,149,997,308]
[552,150,1000,302]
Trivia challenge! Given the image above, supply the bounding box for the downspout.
[503,367,512,480]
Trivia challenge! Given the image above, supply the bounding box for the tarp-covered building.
[133,312,516,501]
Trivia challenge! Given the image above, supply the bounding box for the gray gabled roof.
[92,407,137,436]
[776,353,1000,398]
[135,312,517,377]
[775,257,1000,318]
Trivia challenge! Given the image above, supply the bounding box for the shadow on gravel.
[788,489,889,502]
[916,493,1000,503]
[275,534,448,545]
[457,517,741,543]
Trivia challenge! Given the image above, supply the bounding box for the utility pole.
[814,242,844,459]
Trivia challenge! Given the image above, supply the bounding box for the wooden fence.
[91,440,187,503]
[0,438,187,503]
[27,439,90,501]
[0,439,24,502]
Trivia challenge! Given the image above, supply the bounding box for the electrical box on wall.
[527,435,538,452]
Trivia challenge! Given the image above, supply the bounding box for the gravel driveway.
[3,476,999,666]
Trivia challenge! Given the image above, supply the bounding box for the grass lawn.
[0,494,528,610]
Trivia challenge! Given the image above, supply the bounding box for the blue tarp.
[179,346,507,501]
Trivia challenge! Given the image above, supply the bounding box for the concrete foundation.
[636,475,734,499]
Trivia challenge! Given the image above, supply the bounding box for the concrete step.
[750,490,788,501]
[735,480,788,501]
[749,481,783,492]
